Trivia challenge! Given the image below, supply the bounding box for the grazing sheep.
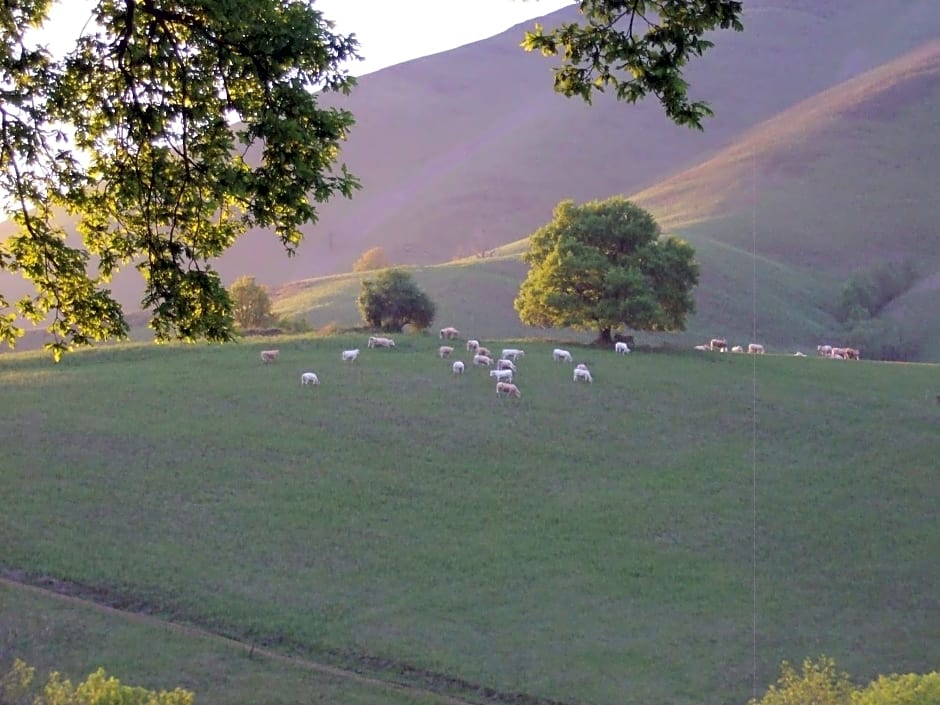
[843,347,861,360]
[466,339,480,353]
[710,338,728,352]
[473,354,494,367]
[614,341,630,354]
[439,345,455,358]
[300,372,320,385]
[817,344,833,357]
[501,348,525,361]
[573,367,593,383]
[368,336,395,348]
[694,344,709,351]
[341,348,360,362]
[748,343,765,354]
[553,348,573,363]
[793,352,807,357]
[489,369,514,383]
[731,345,745,353]
[575,363,588,371]
[439,326,460,340]
[476,346,492,358]
[452,360,465,375]
[830,347,847,359]
[496,381,521,398]
[260,349,280,364]
[497,358,516,372]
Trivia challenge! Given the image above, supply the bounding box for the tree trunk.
[596,326,613,345]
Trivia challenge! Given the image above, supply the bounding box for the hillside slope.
[218,0,940,286]
[273,39,940,359]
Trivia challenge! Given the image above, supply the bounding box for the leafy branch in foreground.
[522,0,744,129]
[1,0,360,359]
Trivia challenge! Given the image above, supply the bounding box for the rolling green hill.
[1,338,937,705]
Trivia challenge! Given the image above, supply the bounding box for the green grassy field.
[1,336,938,705]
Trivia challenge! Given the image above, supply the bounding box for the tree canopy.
[0,1,742,358]
[357,268,435,333]
[522,0,744,128]
[229,275,273,329]
[1,0,359,358]
[514,196,698,342]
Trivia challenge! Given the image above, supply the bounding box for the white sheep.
[452,360,465,375]
[575,363,589,371]
[473,354,494,366]
[260,349,280,364]
[496,381,521,398]
[496,358,516,372]
[368,336,395,348]
[817,344,833,356]
[489,368,513,383]
[466,339,480,353]
[476,346,492,358]
[614,341,630,354]
[748,343,765,354]
[300,372,320,385]
[553,348,573,363]
[731,345,745,353]
[501,348,525,361]
[573,367,593,383]
[439,345,455,358]
[439,326,460,340]
[341,348,360,362]
[694,344,709,351]
[709,338,729,352]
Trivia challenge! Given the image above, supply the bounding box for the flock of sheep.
[257,326,633,399]
[694,337,862,359]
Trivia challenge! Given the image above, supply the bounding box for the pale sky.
[37,1,576,76]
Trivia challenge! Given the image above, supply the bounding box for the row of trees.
[236,197,699,339]
[234,198,699,337]
[0,1,743,358]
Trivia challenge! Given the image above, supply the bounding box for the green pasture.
[1,336,938,705]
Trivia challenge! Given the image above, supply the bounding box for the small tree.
[357,269,435,332]
[352,246,390,272]
[514,196,699,343]
[229,276,273,329]
[749,656,855,705]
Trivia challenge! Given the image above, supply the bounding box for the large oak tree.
[0,1,741,358]
[514,196,699,343]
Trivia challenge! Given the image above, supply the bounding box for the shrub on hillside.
[229,275,274,329]
[357,269,435,332]
[853,672,940,705]
[352,246,390,272]
[837,261,918,323]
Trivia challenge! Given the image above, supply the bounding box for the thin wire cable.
[751,152,759,702]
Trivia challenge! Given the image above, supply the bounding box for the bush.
[1,660,194,705]
[749,656,854,705]
[853,672,940,705]
[357,269,436,332]
[229,275,274,329]
[352,246,390,272]
[837,261,918,323]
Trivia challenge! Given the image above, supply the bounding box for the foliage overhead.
[0,0,359,358]
[522,0,744,129]
[357,268,436,332]
[514,196,698,341]
[352,245,390,272]
[229,275,273,329]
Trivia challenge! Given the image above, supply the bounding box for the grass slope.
[0,582,443,705]
[1,338,937,705]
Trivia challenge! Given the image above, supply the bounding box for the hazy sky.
[37,1,575,76]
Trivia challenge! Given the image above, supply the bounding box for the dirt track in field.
[0,569,579,705]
